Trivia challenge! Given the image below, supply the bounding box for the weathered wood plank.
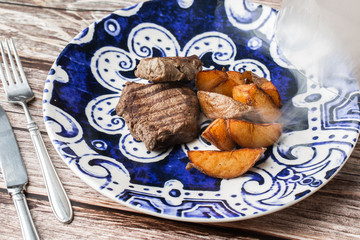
[0,0,147,11]
[2,189,283,240]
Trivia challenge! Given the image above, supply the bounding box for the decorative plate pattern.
[43,0,360,222]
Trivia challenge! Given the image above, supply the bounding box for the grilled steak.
[134,55,203,83]
[116,82,200,150]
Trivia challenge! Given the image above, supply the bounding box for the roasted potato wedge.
[212,71,246,97]
[186,148,266,179]
[241,71,282,108]
[196,69,228,92]
[196,70,246,97]
[201,119,236,151]
[212,76,240,97]
[197,91,259,120]
[241,71,267,85]
[227,71,246,85]
[227,119,282,148]
[232,84,281,122]
[232,84,253,105]
[259,81,282,108]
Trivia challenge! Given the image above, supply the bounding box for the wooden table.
[0,0,359,239]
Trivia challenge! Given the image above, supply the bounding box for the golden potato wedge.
[197,91,259,120]
[201,119,236,151]
[227,71,246,85]
[196,69,228,92]
[227,119,282,148]
[212,76,240,97]
[212,70,248,97]
[232,84,281,122]
[232,84,253,105]
[186,148,266,179]
[241,71,282,107]
[196,70,248,97]
[241,71,266,85]
[260,81,282,108]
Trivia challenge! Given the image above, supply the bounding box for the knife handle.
[27,120,73,223]
[10,188,40,240]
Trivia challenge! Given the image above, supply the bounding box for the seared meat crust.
[134,55,203,83]
[116,82,200,150]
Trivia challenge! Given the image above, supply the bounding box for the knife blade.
[0,105,40,240]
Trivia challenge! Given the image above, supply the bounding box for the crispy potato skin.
[196,70,246,97]
[226,71,245,85]
[196,70,228,92]
[186,69,283,179]
[260,81,282,108]
[197,91,258,120]
[186,148,266,179]
[212,77,239,97]
[201,119,236,151]
[241,71,282,108]
[227,119,283,148]
[232,84,282,122]
[196,69,282,107]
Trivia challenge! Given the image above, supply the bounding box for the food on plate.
[241,71,282,107]
[118,58,283,179]
[258,81,282,108]
[196,69,244,97]
[241,71,267,85]
[186,148,266,179]
[202,118,283,150]
[197,90,259,120]
[116,81,200,151]
[134,55,203,83]
[226,71,245,85]
[232,84,282,122]
[190,69,283,179]
[195,69,227,92]
[201,119,236,151]
[227,119,283,148]
[196,69,282,108]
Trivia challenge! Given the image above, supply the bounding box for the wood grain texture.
[0,0,359,239]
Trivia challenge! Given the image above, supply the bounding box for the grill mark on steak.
[130,91,186,111]
[123,84,196,112]
[136,99,195,126]
[149,106,195,124]
[124,92,192,120]
[132,83,188,99]
[116,81,200,150]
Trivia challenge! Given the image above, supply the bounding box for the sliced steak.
[134,55,203,83]
[116,82,200,150]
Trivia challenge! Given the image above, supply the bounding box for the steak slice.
[116,82,200,150]
[134,55,203,83]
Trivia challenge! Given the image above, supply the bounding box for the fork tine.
[9,38,28,84]
[5,39,22,84]
[0,41,15,86]
[0,44,8,89]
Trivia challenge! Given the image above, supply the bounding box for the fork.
[0,39,73,223]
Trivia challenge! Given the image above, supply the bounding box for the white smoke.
[275,0,360,93]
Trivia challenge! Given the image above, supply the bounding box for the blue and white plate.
[43,0,360,222]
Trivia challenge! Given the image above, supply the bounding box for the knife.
[0,105,40,240]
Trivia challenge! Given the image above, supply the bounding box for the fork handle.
[27,120,73,223]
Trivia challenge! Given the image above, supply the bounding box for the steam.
[275,0,360,95]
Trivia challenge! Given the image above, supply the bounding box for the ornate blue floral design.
[43,0,359,222]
